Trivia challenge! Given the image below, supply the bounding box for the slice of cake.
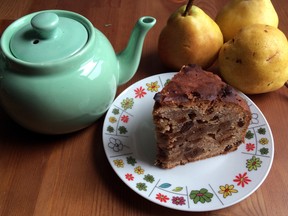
[153,64,252,169]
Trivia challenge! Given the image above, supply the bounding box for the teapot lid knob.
[9,10,89,63]
[31,12,60,40]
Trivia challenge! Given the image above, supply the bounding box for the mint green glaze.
[117,17,156,85]
[10,12,88,63]
[31,12,61,39]
[0,10,156,134]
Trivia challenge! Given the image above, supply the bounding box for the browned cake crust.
[153,64,252,169]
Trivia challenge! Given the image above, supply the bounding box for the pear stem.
[183,0,194,16]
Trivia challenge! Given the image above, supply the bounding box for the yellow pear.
[158,0,223,70]
[218,24,288,94]
[215,0,279,42]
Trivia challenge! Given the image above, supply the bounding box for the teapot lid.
[9,11,88,63]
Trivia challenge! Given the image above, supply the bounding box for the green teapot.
[0,10,156,134]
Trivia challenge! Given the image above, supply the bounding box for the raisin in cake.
[153,64,252,169]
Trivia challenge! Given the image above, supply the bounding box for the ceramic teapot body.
[0,10,156,134]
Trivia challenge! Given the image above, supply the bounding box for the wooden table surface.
[0,0,287,215]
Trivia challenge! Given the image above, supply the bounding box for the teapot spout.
[117,16,156,85]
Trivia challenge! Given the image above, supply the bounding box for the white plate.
[102,73,274,212]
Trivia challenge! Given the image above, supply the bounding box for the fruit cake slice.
[152,64,252,169]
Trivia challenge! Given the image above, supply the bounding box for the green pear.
[158,0,223,70]
[215,0,279,42]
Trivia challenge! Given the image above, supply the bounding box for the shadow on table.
[92,116,211,216]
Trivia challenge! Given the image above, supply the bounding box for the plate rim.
[102,72,274,212]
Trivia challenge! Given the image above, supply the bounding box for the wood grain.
[0,0,288,215]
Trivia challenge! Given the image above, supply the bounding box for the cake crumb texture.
[153,64,252,169]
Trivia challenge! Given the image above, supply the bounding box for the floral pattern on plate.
[102,73,274,212]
